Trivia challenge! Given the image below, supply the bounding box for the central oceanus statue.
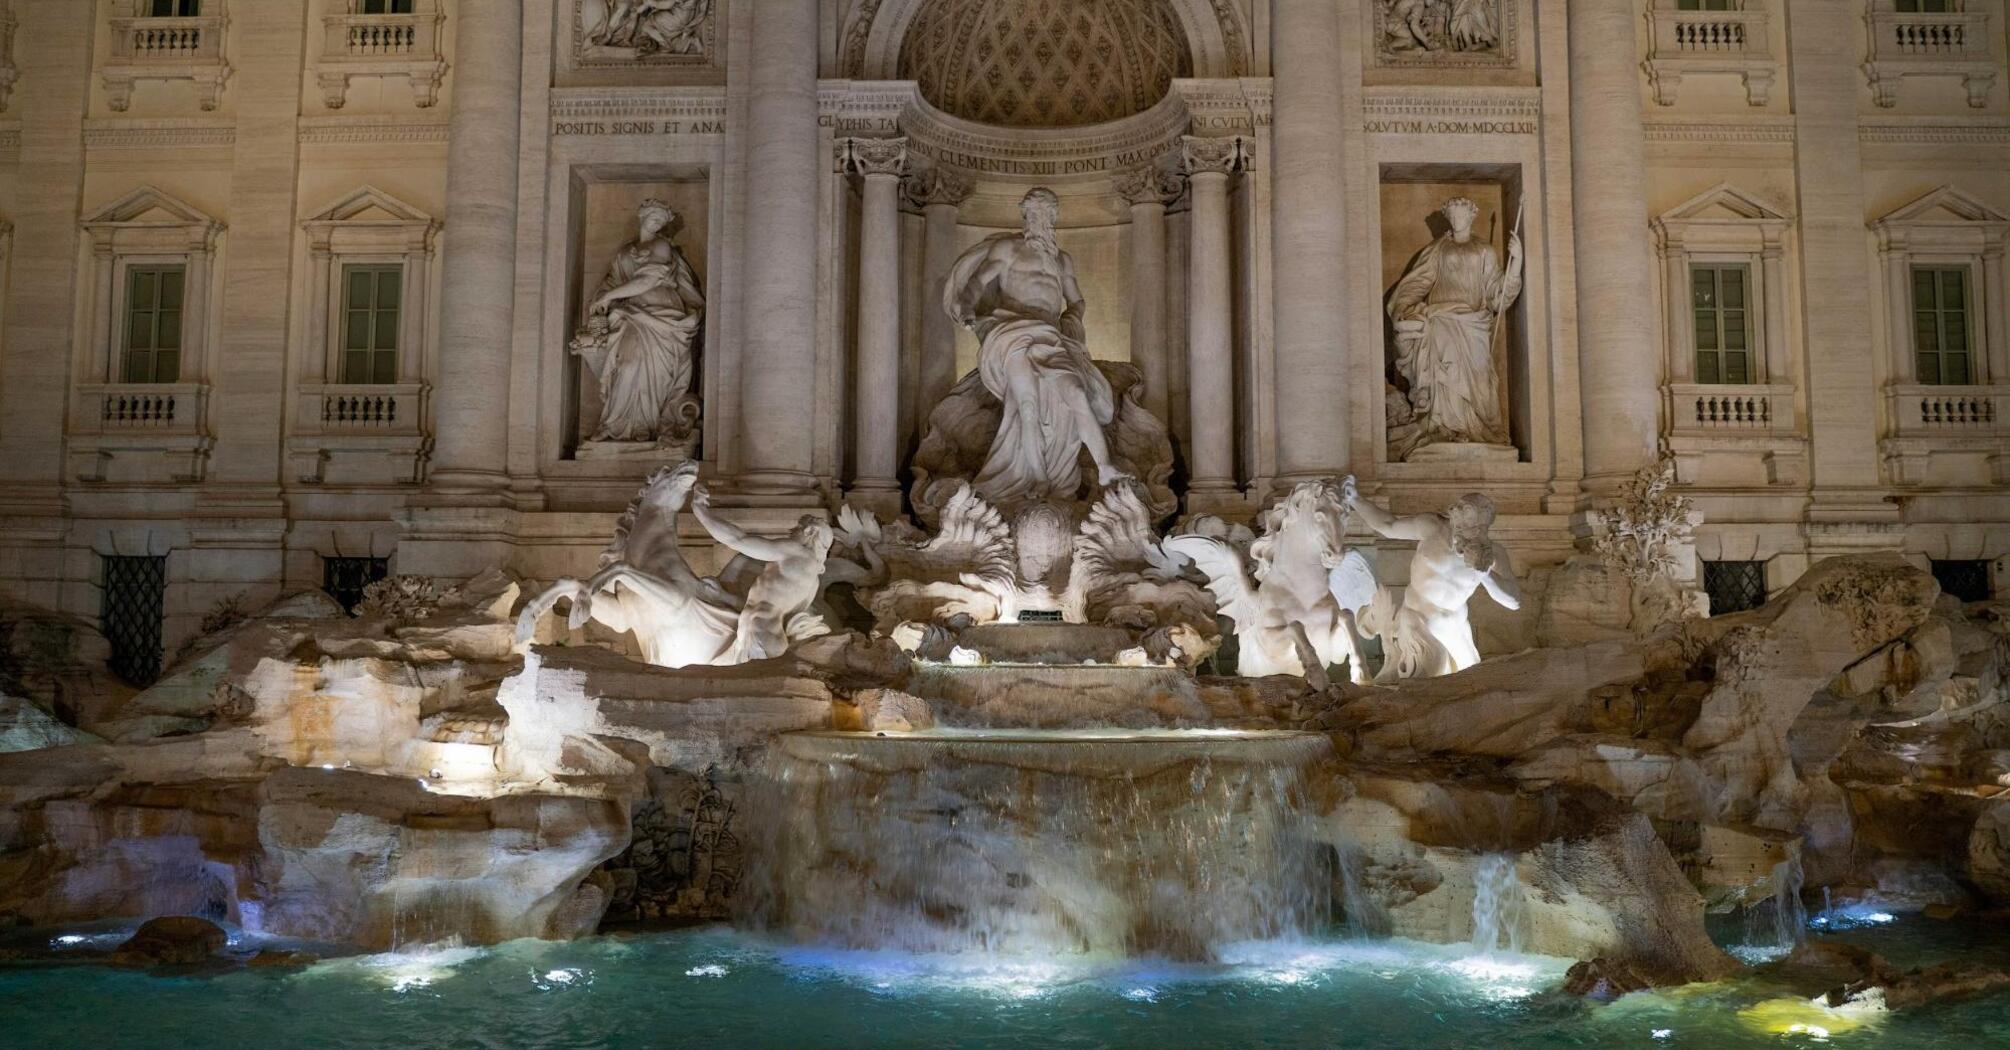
[911,186,1176,527]
[515,462,832,667]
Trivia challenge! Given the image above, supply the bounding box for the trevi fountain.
[1,1,2009,1048]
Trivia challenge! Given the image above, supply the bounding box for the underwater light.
[685,964,728,978]
[51,934,87,947]
[1651,1031,1672,1040]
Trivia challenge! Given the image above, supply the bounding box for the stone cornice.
[1859,119,2010,146]
[299,116,449,146]
[1642,118,1795,145]
[549,86,729,123]
[82,118,235,151]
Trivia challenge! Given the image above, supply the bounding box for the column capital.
[1113,164,1182,208]
[1180,134,1247,177]
[842,136,908,179]
[902,164,973,209]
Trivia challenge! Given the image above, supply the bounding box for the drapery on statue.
[1346,482,1520,680]
[514,462,830,667]
[570,197,705,453]
[943,187,1131,506]
[587,0,710,55]
[1385,196,1522,460]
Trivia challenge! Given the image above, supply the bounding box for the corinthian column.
[845,137,907,515]
[1269,0,1351,483]
[1182,136,1244,510]
[428,0,521,496]
[736,0,821,495]
[904,166,973,426]
[1115,164,1181,420]
[1568,0,1661,491]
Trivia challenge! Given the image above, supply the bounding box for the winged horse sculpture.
[1162,476,1377,685]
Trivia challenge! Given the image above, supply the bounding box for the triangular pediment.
[1658,182,1792,225]
[81,185,222,230]
[302,185,434,227]
[1876,185,2010,228]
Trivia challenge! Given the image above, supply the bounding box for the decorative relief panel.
[0,1,16,113]
[1372,0,1514,68]
[574,0,715,68]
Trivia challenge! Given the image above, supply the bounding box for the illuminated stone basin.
[739,728,1334,961]
[903,665,1207,727]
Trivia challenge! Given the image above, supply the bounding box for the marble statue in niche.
[585,0,712,57]
[570,197,705,458]
[1379,0,1503,55]
[1346,484,1520,680]
[1385,195,1522,461]
[945,187,1127,504]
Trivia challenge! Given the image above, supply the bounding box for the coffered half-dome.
[898,0,1194,129]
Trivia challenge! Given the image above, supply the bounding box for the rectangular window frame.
[120,263,187,385]
[1911,263,1976,387]
[338,262,404,386]
[1678,0,1741,10]
[1702,560,1768,616]
[356,0,416,13]
[1689,262,1756,386]
[147,0,203,16]
[1894,0,1959,13]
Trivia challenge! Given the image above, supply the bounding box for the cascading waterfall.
[1469,853,1526,955]
[737,729,1334,962]
[1743,854,1807,953]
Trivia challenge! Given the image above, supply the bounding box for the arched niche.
[840,0,1249,86]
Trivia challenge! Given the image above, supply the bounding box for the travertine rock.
[111,916,228,966]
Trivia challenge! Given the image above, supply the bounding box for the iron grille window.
[1912,265,1974,386]
[122,265,185,384]
[340,264,402,384]
[1703,560,1767,615]
[1691,263,1753,385]
[102,555,166,686]
[323,556,390,614]
[1931,559,1992,603]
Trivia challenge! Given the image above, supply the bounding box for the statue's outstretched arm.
[691,488,792,562]
[1480,561,1522,611]
[1348,492,1436,543]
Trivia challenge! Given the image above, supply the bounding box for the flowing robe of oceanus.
[940,190,1125,507]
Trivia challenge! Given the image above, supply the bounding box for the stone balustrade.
[102,12,230,111]
[1645,3,1776,105]
[318,385,420,430]
[316,3,444,108]
[1888,385,2007,436]
[1864,6,1995,107]
[1666,383,1796,436]
[79,383,205,432]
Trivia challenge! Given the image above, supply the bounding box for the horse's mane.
[1249,481,1345,583]
[600,462,692,569]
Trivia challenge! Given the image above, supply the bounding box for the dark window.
[359,0,416,14]
[323,556,390,614]
[1912,265,1973,386]
[1931,559,1992,603]
[122,265,185,384]
[102,555,166,686]
[1703,560,1767,615]
[148,0,203,16]
[1691,263,1753,385]
[1678,0,1740,9]
[340,264,402,384]
[1895,0,1958,12]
